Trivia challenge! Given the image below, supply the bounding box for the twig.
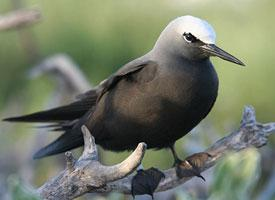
[36,106,275,199]
[0,9,41,31]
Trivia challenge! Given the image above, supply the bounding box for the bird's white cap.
[170,15,216,44]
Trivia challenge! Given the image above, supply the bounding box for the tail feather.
[33,129,83,159]
[3,101,92,122]
[3,89,98,159]
[34,120,79,132]
[33,111,93,159]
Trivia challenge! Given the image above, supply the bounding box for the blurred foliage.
[209,148,261,200]
[8,175,40,200]
[175,190,197,200]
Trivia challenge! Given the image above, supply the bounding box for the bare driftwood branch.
[37,126,146,199]
[29,54,91,93]
[37,106,275,199]
[0,9,41,31]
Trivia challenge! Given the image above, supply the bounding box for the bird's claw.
[131,167,165,199]
[175,152,211,181]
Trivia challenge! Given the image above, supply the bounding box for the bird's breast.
[156,61,218,124]
[108,60,218,126]
[93,60,218,150]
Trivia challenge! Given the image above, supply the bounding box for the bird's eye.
[183,32,197,43]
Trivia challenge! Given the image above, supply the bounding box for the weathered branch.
[0,9,41,31]
[36,106,275,199]
[37,126,146,199]
[29,54,91,93]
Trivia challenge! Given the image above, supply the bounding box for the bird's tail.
[33,128,84,159]
[3,100,91,122]
[3,100,95,159]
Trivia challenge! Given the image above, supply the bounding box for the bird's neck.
[152,35,177,60]
[150,46,211,70]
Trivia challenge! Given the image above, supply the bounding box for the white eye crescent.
[183,32,198,43]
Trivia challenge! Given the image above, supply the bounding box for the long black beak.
[201,44,245,66]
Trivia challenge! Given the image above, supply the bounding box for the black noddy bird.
[4,15,244,196]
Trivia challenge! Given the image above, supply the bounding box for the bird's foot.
[131,167,165,199]
[175,152,211,181]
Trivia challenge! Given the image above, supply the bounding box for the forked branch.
[37,126,146,199]
[37,106,275,199]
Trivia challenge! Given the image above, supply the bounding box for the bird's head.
[154,15,245,66]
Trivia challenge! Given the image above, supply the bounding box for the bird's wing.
[3,59,155,123]
[4,59,157,159]
[95,60,156,102]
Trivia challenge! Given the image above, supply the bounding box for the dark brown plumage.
[4,16,244,161]
[4,57,218,159]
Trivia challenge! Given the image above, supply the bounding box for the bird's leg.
[131,164,165,199]
[169,145,210,181]
[170,144,181,166]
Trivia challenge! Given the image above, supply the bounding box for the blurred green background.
[0,0,275,199]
